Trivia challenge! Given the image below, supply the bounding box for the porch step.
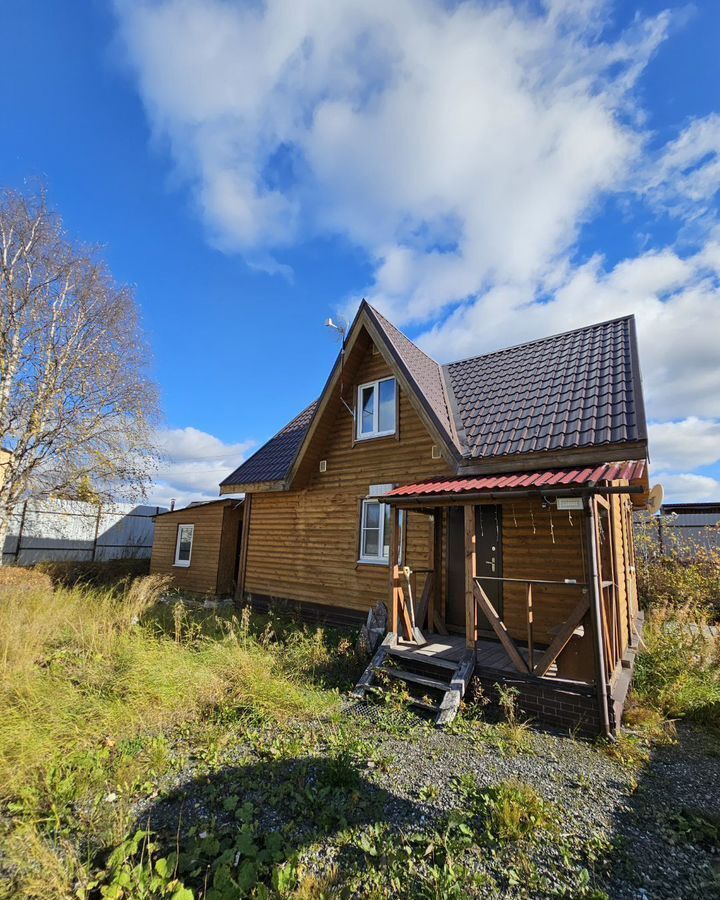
[351,632,476,726]
[375,666,450,693]
[387,648,459,671]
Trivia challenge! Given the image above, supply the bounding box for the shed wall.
[150,505,228,594]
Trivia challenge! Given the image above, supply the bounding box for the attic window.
[174,524,194,568]
[356,377,396,440]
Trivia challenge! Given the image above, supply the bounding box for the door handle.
[485,558,496,573]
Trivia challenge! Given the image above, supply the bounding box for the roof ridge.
[444,314,635,369]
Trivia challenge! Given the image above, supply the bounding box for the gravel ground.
[605,723,720,899]
[132,707,720,899]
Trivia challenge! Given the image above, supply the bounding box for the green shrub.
[635,520,720,620]
[633,602,720,729]
[456,775,554,844]
[478,780,554,843]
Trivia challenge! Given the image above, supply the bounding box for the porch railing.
[473,576,589,677]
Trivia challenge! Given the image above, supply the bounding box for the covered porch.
[357,461,648,735]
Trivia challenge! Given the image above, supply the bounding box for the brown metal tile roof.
[368,305,456,444]
[220,401,317,487]
[219,312,646,488]
[444,315,646,460]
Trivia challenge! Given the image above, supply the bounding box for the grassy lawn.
[0,568,718,899]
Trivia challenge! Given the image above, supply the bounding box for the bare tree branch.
[0,185,160,556]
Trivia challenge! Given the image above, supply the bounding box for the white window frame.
[358,484,394,565]
[356,377,396,441]
[174,523,194,567]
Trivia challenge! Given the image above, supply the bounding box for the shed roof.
[154,496,243,518]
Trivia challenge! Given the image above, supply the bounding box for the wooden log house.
[220,302,649,734]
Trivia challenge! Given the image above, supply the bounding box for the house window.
[174,524,194,567]
[359,484,394,564]
[357,377,396,440]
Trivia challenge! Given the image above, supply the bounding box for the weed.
[418,784,440,803]
[455,774,555,844]
[668,809,720,850]
[633,602,720,730]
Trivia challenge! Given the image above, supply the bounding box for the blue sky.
[2,0,719,505]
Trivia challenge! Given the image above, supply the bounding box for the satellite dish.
[646,483,664,515]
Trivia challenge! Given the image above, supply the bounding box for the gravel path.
[133,707,720,898]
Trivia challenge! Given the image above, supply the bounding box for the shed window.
[174,524,194,567]
[359,484,393,564]
[356,377,396,439]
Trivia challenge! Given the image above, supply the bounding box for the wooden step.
[409,697,440,712]
[376,666,451,693]
[350,633,394,699]
[351,633,476,727]
[435,650,476,726]
[387,649,459,671]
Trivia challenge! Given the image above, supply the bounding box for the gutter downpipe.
[585,495,612,740]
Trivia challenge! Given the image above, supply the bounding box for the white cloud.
[113,0,720,498]
[149,426,255,508]
[648,418,720,472]
[114,0,667,290]
[644,113,720,219]
[418,242,720,422]
[653,472,720,504]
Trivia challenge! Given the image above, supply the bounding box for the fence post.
[91,504,102,561]
[12,500,28,564]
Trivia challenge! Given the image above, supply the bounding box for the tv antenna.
[323,316,354,418]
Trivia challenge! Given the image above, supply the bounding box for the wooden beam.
[439,508,448,625]
[532,594,590,677]
[415,572,433,632]
[464,505,477,649]
[398,583,415,640]
[473,581,529,673]
[433,609,449,635]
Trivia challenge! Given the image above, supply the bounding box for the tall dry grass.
[0,573,339,800]
[634,600,720,729]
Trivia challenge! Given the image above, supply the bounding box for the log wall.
[244,345,449,613]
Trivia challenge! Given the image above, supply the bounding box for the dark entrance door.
[446,505,503,633]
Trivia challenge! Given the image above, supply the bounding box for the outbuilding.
[150,497,244,595]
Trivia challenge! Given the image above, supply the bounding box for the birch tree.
[0,186,160,558]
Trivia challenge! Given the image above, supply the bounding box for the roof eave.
[219,480,288,495]
[453,440,648,476]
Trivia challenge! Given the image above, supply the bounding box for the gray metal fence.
[2,498,168,565]
[636,503,720,557]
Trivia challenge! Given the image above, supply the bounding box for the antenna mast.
[324,318,354,418]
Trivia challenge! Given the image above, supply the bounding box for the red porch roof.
[385,460,647,499]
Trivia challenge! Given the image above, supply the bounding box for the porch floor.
[393,633,532,673]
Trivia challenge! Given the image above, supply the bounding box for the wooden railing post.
[464,505,477,649]
[526,582,534,671]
